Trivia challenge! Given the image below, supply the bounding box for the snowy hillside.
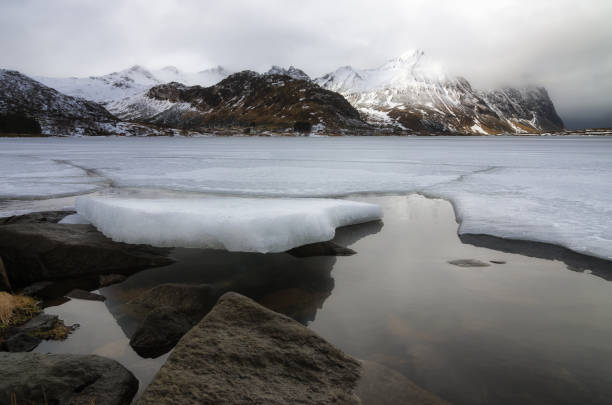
[0,69,119,136]
[107,71,368,133]
[315,50,564,134]
[36,65,232,105]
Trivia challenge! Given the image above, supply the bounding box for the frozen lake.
[1,136,611,259]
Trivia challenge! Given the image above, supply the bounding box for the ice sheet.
[1,136,610,259]
[75,196,383,253]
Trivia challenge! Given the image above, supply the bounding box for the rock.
[137,292,361,405]
[0,210,74,225]
[125,283,216,357]
[17,281,53,297]
[99,273,127,287]
[288,241,356,257]
[130,306,194,358]
[448,259,491,268]
[490,260,506,264]
[17,313,59,334]
[0,352,138,405]
[0,222,173,289]
[66,289,106,302]
[2,332,40,352]
[127,283,215,316]
[0,256,9,292]
[357,360,450,405]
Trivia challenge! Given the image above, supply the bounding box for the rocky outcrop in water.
[0,211,173,291]
[137,292,362,404]
[0,352,138,405]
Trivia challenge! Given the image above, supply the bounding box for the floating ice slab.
[75,196,383,253]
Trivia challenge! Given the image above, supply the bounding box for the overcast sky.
[1,0,610,128]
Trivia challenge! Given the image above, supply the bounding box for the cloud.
[1,0,610,128]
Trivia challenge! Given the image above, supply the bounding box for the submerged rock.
[66,288,106,302]
[0,210,74,225]
[0,221,173,289]
[448,259,491,268]
[0,352,138,405]
[288,240,356,257]
[137,292,361,404]
[2,332,40,352]
[357,360,450,405]
[130,306,194,358]
[123,283,216,357]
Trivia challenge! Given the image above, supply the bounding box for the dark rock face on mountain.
[0,69,119,136]
[116,71,369,134]
[479,86,564,131]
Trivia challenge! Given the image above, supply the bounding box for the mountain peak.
[161,65,180,74]
[266,65,310,81]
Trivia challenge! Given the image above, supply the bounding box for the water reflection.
[33,194,612,405]
[460,233,612,281]
[102,219,383,339]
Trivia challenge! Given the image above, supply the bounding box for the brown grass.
[0,292,40,328]
[31,320,72,340]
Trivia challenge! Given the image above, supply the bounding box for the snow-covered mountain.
[36,65,232,105]
[315,50,564,134]
[108,71,368,133]
[0,69,119,136]
[265,66,310,81]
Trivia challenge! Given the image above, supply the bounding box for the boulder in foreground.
[0,352,138,405]
[137,292,361,404]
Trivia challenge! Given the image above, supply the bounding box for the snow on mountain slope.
[315,50,564,134]
[0,69,121,136]
[152,65,233,87]
[108,71,368,133]
[266,66,310,81]
[37,65,232,105]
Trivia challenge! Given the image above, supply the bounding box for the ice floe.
[75,196,383,253]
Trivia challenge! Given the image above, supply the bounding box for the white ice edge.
[75,196,383,253]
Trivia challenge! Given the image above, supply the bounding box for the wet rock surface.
[66,288,106,302]
[288,240,356,257]
[130,306,194,358]
[1,313,75,352]
[137,292,361,404]
[0,213,173,289]
[120,283,217,357]
[0,352,138,405]
[448,259,491,268]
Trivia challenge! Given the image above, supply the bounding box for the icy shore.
[0,136,610,259]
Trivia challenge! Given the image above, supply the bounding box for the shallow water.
[34,194,612,404]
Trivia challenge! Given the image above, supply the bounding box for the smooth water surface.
[35,195,612,404]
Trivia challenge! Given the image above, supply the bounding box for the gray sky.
[1,0,611,129]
